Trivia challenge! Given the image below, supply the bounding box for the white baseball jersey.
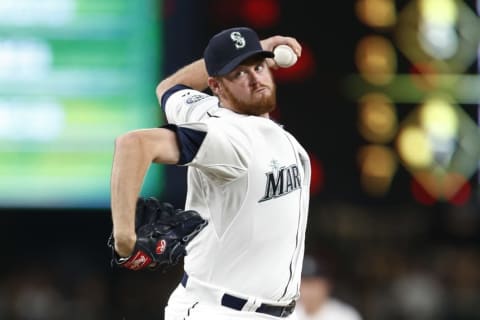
[162,85,311,304]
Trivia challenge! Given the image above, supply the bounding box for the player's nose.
[247,71,261,85]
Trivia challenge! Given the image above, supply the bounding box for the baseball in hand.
[273,45,298,68]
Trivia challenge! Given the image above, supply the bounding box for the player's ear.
[208,77,221,96]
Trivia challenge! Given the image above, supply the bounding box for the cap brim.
[214,50,274,76]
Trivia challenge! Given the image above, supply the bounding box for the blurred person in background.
[297,254,362,320]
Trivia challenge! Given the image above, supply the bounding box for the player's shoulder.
[163,85,220,123]
[201,108,249,126]
[166,86,216,107]
[190,112,259,152]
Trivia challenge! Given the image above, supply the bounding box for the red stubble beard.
[222,82,277,116]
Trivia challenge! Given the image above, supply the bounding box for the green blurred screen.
[0,0,163,208]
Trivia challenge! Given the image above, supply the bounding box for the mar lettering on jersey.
[259,160,302,203]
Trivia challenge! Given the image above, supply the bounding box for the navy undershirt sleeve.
[162,124,207,165]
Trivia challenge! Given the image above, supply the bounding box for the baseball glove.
[107,197,207,271]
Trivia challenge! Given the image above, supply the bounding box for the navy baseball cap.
[204,27,274,76]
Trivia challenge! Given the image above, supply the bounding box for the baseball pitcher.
[110,27,310,319]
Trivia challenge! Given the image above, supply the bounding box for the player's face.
[299,277,331,315]
[218,57,276,116]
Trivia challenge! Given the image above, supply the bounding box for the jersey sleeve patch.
[163,124,206,165]
[162,86,218,124]
[160,84,192,112]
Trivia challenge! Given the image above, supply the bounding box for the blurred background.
[1,0,480,319]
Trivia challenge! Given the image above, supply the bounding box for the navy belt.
[181,273,295,318]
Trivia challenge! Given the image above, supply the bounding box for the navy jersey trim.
[160,84,192,113]
[163,124,206,165]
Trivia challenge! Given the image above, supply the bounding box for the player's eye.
[234,70,246,78]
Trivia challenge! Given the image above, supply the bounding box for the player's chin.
[255,97,276,115]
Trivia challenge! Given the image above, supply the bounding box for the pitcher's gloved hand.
[108,197,207,271]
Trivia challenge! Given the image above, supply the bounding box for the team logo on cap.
[230,31,246,49]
